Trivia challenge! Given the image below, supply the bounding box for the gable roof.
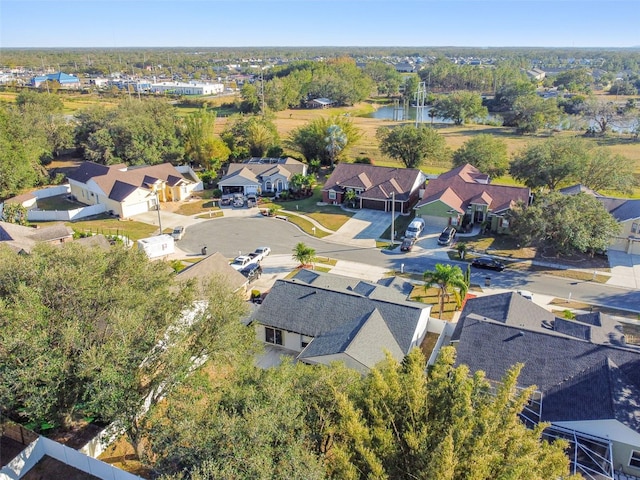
[175,251,247,295]
[220,158,307,186]
[415,164,530,213]
[322,164,425,202]
[452,292,640,431]
[298,308,404,372]
[67,162,192,202]
[253,278,428,354]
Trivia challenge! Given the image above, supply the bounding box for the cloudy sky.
[1,0,638,48]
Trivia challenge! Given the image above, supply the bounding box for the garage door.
[629,240,640,255]
[122,201,150,218]
[420,215,450,229]
[609,236,628,252]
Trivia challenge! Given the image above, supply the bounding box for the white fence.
[32,184,71,199]
[426,319,457,366]
[27,203,107,222]
[0,436,143,480]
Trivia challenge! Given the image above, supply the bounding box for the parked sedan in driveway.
[471,257,505,271]
[240,263,262,282]
[437,226,456,246]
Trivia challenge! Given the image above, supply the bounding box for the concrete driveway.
[607,250,640,289]
[324,209,397,247]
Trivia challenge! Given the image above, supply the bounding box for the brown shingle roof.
[323,164,425,202]
[415,163,529,213]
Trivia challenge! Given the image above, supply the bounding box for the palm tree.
[423,263,468,319]
[325,124,347,168]
[292,242,316,268]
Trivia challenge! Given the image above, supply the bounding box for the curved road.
[180,217,640,313]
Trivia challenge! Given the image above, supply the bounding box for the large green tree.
[221,114,280,159]
[377,124,450,168]
[0,243,253,455]
[75,98,184,165]
[509,137,589,191]
[510,137,635,193]
[504,95,561,134]
[452,134,509,177]
[431,91,488,125]
[287,116,361,165]
[182,107,229,171]
[510,192,620,255]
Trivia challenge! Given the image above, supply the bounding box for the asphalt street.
[178,216,640,313]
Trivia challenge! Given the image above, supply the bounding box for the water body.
[363,105,501,125]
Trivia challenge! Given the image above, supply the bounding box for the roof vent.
[518,331,525,337]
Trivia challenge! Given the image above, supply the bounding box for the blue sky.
[1,0,638,49]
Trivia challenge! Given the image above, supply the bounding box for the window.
[500,218,510,228]
[328,190,337,200]
[265,327,283,346]
[630,451,640,469]
[632,222,639,234]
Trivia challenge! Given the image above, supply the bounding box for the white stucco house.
[67,162,200,219]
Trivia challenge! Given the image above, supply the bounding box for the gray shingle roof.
[597,197,640,222]
[541,357,640,431]
[452,297,640,431]
[298,308,404,371]
[253,278,428,353]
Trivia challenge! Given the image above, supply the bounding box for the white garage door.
[420,215,450,229]
[122,201,150,218]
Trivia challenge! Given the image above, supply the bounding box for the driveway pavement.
[324,209,396,247]
[607,250,640,289]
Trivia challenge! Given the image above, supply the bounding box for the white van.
[405,218,425,239]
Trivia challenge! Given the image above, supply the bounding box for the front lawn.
[67,216,157,241]
[174,199,220,216]
[409,285,460,321]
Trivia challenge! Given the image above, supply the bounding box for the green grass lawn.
[66,216,157,241]
[36,195,86,211]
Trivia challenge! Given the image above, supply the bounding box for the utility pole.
[155,191,163,235]
[390,191,395,245]
[415,81,427,127]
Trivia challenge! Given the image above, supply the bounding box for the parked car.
[254,246,271,258]
[240,263,262,282]
[171,226,185,241]
[405,218,425,239]
[437,226,457,246]
[230,255,254,271]
[517,289,533,300]
[400,237,416,252]
[471,257,505,271]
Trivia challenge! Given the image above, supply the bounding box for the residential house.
[217,157,307,196]
[176,251,249,298]
[414,164,530,231]
[0,221,73,254]
[322,164,426,214]
[67,162,199,219]
[305,97,334,109]
[599,198,640,255]
[560,184,640,255]
[450,292,640,480]
[251,271,431,373]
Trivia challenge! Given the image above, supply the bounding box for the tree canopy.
[452,134,509,177]
[0,243,253,454]
[510,191,620,255]
[75,98,184,165]
[431,91,488,125]
[287,116,361,165]
[377,124,451,168]
[510,136,635,193]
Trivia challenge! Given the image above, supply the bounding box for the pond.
[362,104,502,125]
